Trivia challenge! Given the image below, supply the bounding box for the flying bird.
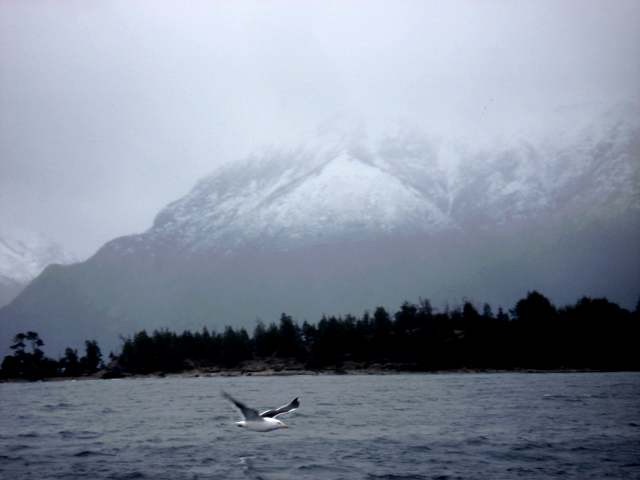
[222,391,300,432]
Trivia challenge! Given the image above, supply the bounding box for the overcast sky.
[1,0,639,258]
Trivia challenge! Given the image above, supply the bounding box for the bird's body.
[235,417,286,432]
[223,391,300,432]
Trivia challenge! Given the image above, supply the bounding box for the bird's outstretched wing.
[260,397,300,418]
[222,391,261,421]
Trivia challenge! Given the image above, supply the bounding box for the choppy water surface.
[1,372,639,479]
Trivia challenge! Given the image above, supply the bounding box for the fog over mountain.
[1,1,639,354]
[1,103,638,354]
[2,1,640,259]
[0,229,75,308]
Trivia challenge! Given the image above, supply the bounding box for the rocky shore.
[1,357,612,383]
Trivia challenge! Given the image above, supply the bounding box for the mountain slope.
[1,106,638,355]
[150,149,452,252]
[0,230,75,308]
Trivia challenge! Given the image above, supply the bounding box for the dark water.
[1,373,639,480]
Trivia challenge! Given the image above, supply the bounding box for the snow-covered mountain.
[110,103,639,255]
[1,104,638,354]
[145,147,452,252]
[0,230,76,307]
[0,230,74,284]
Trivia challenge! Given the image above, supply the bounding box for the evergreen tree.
[513,291,556,324]
[277,313,305,359]
[3,331,51,379]
[61,348,81,376]
[81,340,103,373]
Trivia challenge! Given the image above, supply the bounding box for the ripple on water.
[0,372,638,480]
[59,429,103,440]
[463,435,488,446]
[107,472,146,480]
[511,440,555,451]
[0,454,23,461]
[6,444,31,452]
[405,443,432,452]
[366,474,429,480]
[541,394,585,403]
[42,402,75,411]
[239,456,270,480]
[73,450,117,457]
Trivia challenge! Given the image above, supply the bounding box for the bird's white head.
[276,419,288,429]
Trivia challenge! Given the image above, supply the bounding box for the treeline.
[0,332,103,380]
[116,291,640,373]
[2,291,639,380]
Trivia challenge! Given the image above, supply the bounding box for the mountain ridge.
[1,106,638,354]
[0,230,76,308]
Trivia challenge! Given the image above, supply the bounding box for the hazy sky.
[1,0,639,257]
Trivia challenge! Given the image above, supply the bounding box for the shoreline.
[2,366,635,383]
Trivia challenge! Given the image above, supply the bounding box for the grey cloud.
[1,0,639,257]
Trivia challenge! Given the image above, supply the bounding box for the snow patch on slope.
[243,152,451,239]
[0,229,76,284]
[115,102,640,254]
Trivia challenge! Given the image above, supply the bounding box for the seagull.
[222,391,300,432]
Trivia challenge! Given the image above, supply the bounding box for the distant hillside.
[0,230,76,308]
[1,105,638,355]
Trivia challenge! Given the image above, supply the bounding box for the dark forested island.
[1,291,639,381]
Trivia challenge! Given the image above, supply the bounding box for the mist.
[1,0,639,257]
